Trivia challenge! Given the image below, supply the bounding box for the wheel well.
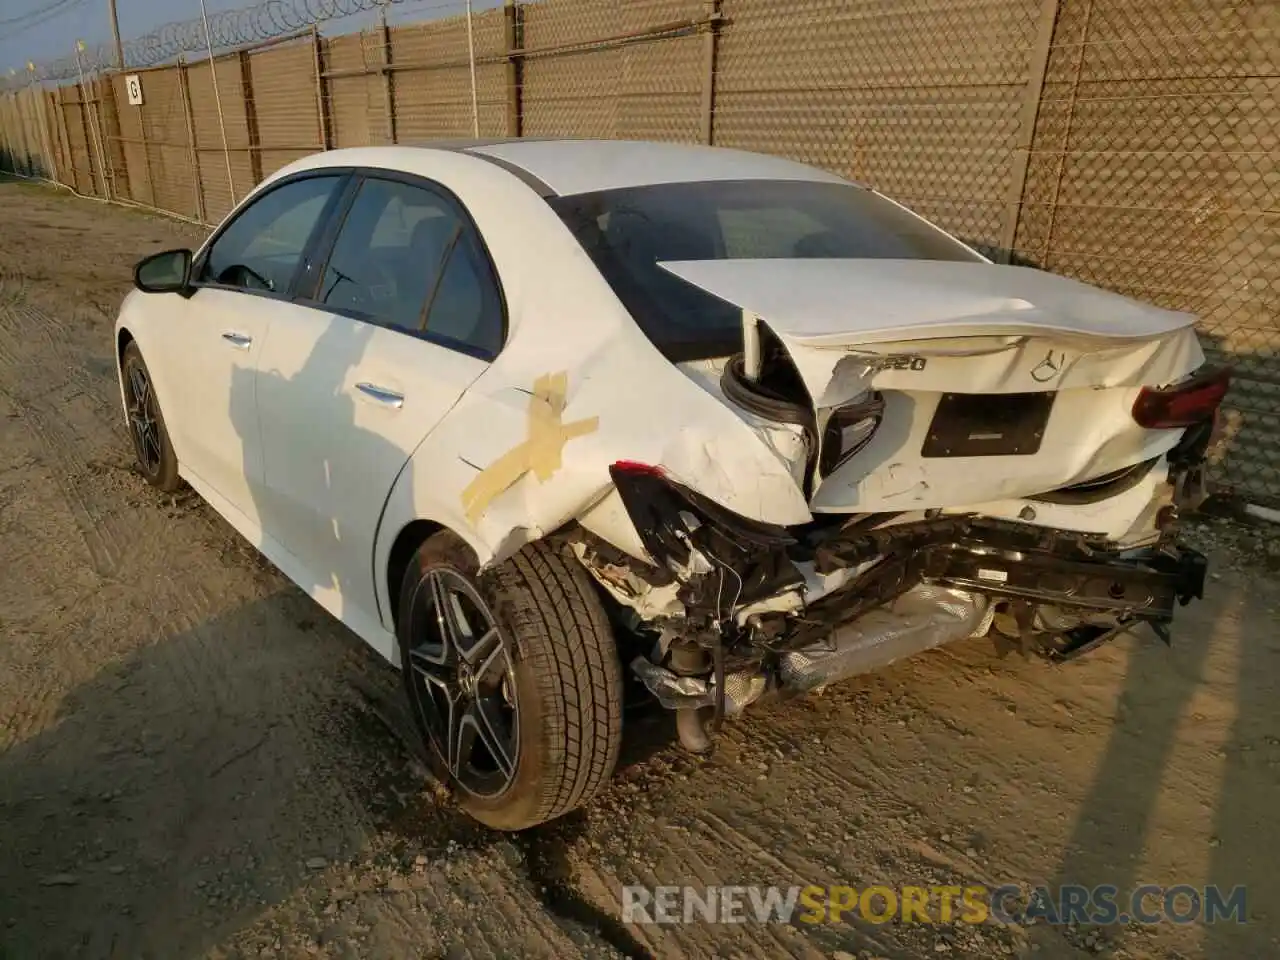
[386,519,443,627]
[117,328,135,368]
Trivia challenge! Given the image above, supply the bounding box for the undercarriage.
[567,454,1210,753]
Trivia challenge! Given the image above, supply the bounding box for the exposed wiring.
[708,554,744,624]
[706,551,743,733]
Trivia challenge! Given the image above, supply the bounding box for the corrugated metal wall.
[0,89,50,179]
[248,42,325,181]
[186,57,253,222]
[1,0,1277,503]
[324,33,380,148]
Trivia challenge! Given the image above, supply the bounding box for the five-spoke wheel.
[120,341,180,491]
[405,569,520,798]
[397,532,624,831]
[126,360,163,478]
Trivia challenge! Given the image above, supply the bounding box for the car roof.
[286,138,851,197]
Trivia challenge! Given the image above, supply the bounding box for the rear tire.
[397,531,623,831]
[121,341,180,493]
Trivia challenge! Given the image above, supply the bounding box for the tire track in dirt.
[0,189,415,959]
[331,700,637,958]
[0,293,134,577]
[4,179,1278,960]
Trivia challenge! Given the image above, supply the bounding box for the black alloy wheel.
[404,567,520,798]
[120,341,180,492]
[396,532,624,831]
[126,360,163,478]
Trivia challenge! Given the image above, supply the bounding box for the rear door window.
[314,176,504,358]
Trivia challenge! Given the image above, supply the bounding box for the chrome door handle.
[221,331,253,349]
[355,382,404,409]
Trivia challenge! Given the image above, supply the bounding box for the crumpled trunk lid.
[662,259,1205,513]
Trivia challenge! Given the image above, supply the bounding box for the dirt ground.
[0,177,1277,960]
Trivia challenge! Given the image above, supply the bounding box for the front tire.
[397,532,623,831]
[120,341,180,492]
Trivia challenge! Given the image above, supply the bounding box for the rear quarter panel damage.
[368,202,815,632]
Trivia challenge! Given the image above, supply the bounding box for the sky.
[0,0,503,79]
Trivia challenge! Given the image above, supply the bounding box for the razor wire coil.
[15,0,421,83]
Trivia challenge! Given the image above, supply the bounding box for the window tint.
[550,179,983,361]
[317,177,503,357]
[200,176,340,293]
[718,206,829,259]
[423,231,504,357]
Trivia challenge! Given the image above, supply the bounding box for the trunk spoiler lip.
[656,257,1198,347]
[661,258,1204,410]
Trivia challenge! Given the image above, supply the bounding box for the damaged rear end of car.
[570,470,1213,753]
[559,260,1223,753]
[528,174,1227,752]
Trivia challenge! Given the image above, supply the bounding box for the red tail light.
[1132,367,1231,429]
[610,460,667,478]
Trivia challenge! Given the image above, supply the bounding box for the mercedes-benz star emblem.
[1031,349,1065,383]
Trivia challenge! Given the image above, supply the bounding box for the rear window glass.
[548,179,983,362]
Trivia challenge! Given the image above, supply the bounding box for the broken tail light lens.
[1132,367,1231,429]
[609,461,794,567]
[819,393,885,477]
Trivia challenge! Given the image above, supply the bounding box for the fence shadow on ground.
[1049,571,1277,957]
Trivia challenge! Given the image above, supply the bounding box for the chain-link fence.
[0,0,1277,504]
[1015,0,1280,502]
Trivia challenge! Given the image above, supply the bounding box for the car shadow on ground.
[0,583,681,960]
[0,592,403,959]
[220,306,678,959]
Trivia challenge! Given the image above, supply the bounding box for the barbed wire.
[12,0,452,85]
[126,0,387,63]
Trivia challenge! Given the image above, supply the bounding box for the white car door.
[155,172,348,523]
[254,173,504,629]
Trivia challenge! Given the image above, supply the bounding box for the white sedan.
[117,139,1222,829]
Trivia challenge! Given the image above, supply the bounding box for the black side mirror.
[134,248,194,297]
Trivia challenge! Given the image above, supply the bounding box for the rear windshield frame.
[547,178,985,363]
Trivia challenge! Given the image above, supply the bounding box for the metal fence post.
[74,47,111,198]
[98,74,126,199]
[54,89,76,190]
[76,82,99,193]
[89,78,112,197]
[238,50,263,186]
[699,0,723,146]
[177,58,207,222]
[134,83,157,206]
[1039,0,1095,268]
[33,83,60,184]
[465,0,480,137]
[312,25,331,150]
[378,5,396,144]
[997,0,1061,264]
[200,0,237,207]
[503,0,523,138]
